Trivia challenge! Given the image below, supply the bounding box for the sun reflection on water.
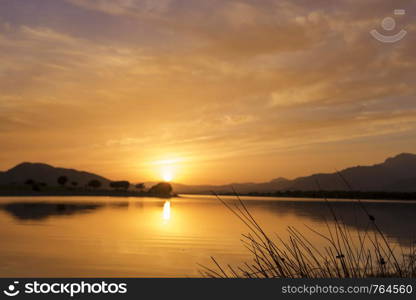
[163,200,171,222]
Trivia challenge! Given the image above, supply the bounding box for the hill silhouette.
[172,153,416,193]
[1,153,415,194]
[0,162,110,187]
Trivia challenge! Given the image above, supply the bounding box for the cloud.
[66,0,173,17]
[0,0,416,182]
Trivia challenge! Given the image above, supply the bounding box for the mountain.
[168,178,289,194]
[0,162,110,187]
[1,153,415,193]
[286,153,416,192]
[173,153,416,193]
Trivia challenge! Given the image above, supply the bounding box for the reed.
[199,190,416,278]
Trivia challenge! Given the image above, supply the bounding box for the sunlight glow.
[162,166,174,182]
[163,200,171,221]
[153,158,183,166]
[146,156,186,182]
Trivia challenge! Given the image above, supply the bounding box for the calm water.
[0,195,415,277]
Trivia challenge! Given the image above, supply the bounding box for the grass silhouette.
[200,188,416,278]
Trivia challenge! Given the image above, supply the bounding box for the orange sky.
[0,0,416,184]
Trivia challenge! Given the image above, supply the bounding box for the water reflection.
[163,200,171,222]
[0,196,415,277]
[238,199,416,245]
[1,198,415,246]
[0,202,104,221]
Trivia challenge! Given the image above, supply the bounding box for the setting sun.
[152,157,183,182]
[160,164,175,182]
[162,169,174,182]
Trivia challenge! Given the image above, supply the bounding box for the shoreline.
[1,190,415,201]
[0,190,175,198]
[181,191,416,201]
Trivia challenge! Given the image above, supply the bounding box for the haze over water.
[1,195,415,277]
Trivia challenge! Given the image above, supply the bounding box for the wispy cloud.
[0,0,415,183]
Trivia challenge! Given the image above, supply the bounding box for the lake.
[0,195,415,277]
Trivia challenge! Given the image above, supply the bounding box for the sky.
[0,0,416,184]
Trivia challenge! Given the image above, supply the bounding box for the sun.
[162,170,173,182]
[161,166,174,182]
[149,156,183,182]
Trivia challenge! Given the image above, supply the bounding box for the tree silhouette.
[57,176,68,187]
[88,179,102,189]
[110,181,130,191]
[25,179,35,185]
[135,183,145,192]
[148,182,173,197]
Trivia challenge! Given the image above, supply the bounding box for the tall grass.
[199,190,416,278]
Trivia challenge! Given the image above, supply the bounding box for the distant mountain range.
[1,153,416,193]
[172,153,416,194]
